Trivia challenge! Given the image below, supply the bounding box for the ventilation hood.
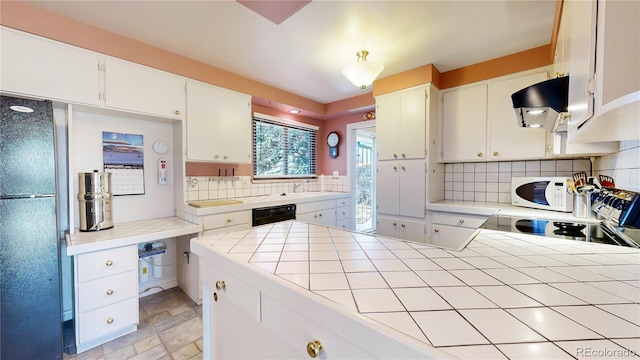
[511,75,569,132]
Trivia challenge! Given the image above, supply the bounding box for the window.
[253,113,317,179]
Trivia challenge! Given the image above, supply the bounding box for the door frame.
[346,120,376,232]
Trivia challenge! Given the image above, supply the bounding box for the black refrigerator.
[0,96,63,359]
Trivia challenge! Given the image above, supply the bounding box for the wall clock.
[327,132,339,158]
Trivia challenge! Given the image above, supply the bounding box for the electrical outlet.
[332,171,339,178]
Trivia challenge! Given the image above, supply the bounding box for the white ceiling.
[26,0,557,105]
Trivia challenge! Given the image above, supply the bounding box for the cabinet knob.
[318,213,322,217]
[393,153,398,159]
[214,154,220,159]
[306,340,323,358]
[174,110,181,115]
[223,155,229,160]
[401,153,406,158]
[215,280,226,290]
[434,228,440,232]
[105,260,113,267]
[493,151,499,157]
[106,317,114,325]
[106,289,114,296]
[401,224,406,228]
[393,166,398,170]
[226,218,232,223]
[401,166,406,171]
[477,152,483,157]
[459,219,465,223]
[314,214,318,218]
[392,222,397,226]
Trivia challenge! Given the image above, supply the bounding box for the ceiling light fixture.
[288,109,301,114]
[342,50,384,90]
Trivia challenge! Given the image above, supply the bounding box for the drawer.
[296,200,335,214]
[202,262,261,322]
[78,271,138,313]
[336,205,349,220]
[202,210,251,231]
[77,297,139,343]
[336,218,350,230]
[76,245,137,283]
[261,294,374,359]
[431,224,476,250]
[336,197,350,207]
[431,212,488,229]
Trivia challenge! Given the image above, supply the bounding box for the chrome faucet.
[293,180,307,193]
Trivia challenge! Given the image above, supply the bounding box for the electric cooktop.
[481,215,640,248]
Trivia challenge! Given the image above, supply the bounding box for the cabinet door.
[104,59,185,119]
[375,93,400,160]
[431,224,475,250]
[399,87,426,159]
[566,0,597,131]
[376,161,400,215]
[442,84,488,161]
[487,72,547,160]
[0,28,101,106]
[398,160,425,218]
[397,218,426,243]
[186,81,251,163]
[375,216,399,239]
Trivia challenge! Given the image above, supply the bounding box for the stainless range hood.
[511,75,569,132]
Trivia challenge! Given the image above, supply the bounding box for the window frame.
[252,113,318,180]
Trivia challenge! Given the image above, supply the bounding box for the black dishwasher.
[252,204,296,226]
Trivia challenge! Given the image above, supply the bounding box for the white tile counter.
[192,221,640,359]
[66,216,202,255]
[182,191,349,217]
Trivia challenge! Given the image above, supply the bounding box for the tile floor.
[64,287,203,360]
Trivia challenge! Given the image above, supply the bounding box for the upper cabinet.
[441,71,548,162]
[185,81,252,163]
[103,60,185,120]
[0,27,101,106]
[375,86,428,161]
[565,0,640,142]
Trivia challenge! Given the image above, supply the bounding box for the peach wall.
[319,112,368,176]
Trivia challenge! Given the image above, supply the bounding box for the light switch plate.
[332,171,339,178]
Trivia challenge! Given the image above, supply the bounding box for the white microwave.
[511,177,573,212]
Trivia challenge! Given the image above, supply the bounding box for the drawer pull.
[174,110,181,115]
[493,151,499,157]
[306,340,323,358]
[434,228,439,232]
[106,289,114,296]
[216,280,226,290]
[477,152,483,157]
[459,219,465,223]
[105,260,113,267]
[226,218,232,223]
[106,317,114,325]
[213,293,218,302]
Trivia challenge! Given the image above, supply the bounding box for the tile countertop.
[183,192,350,216]
[66,217,202,255]
[192,220,640,359]
[428,200,600,223]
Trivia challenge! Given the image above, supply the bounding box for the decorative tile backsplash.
[185,175,350,202]
[595,140,640,192]
[444,159,591,203]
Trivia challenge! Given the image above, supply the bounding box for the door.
[355,130,376,232]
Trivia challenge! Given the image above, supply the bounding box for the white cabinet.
[375,86,429,160]
[0,27,101,106]
[104,59,185,120]
[297,199,337,227]
[74,245,139,352]
[427,211,488,250]
[376,160,425,218]
[442,71,548,162]
[566,0,640,143]
[186,80,252,163]
[202,210,252,234]
[442,84,488,161]
[376,216,425,243]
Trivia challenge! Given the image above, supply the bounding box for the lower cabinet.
[201,259,376,359]
[297,197,351,229]
[427,211,489,250]
[376,216,426,243]
[74,245,139,353]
